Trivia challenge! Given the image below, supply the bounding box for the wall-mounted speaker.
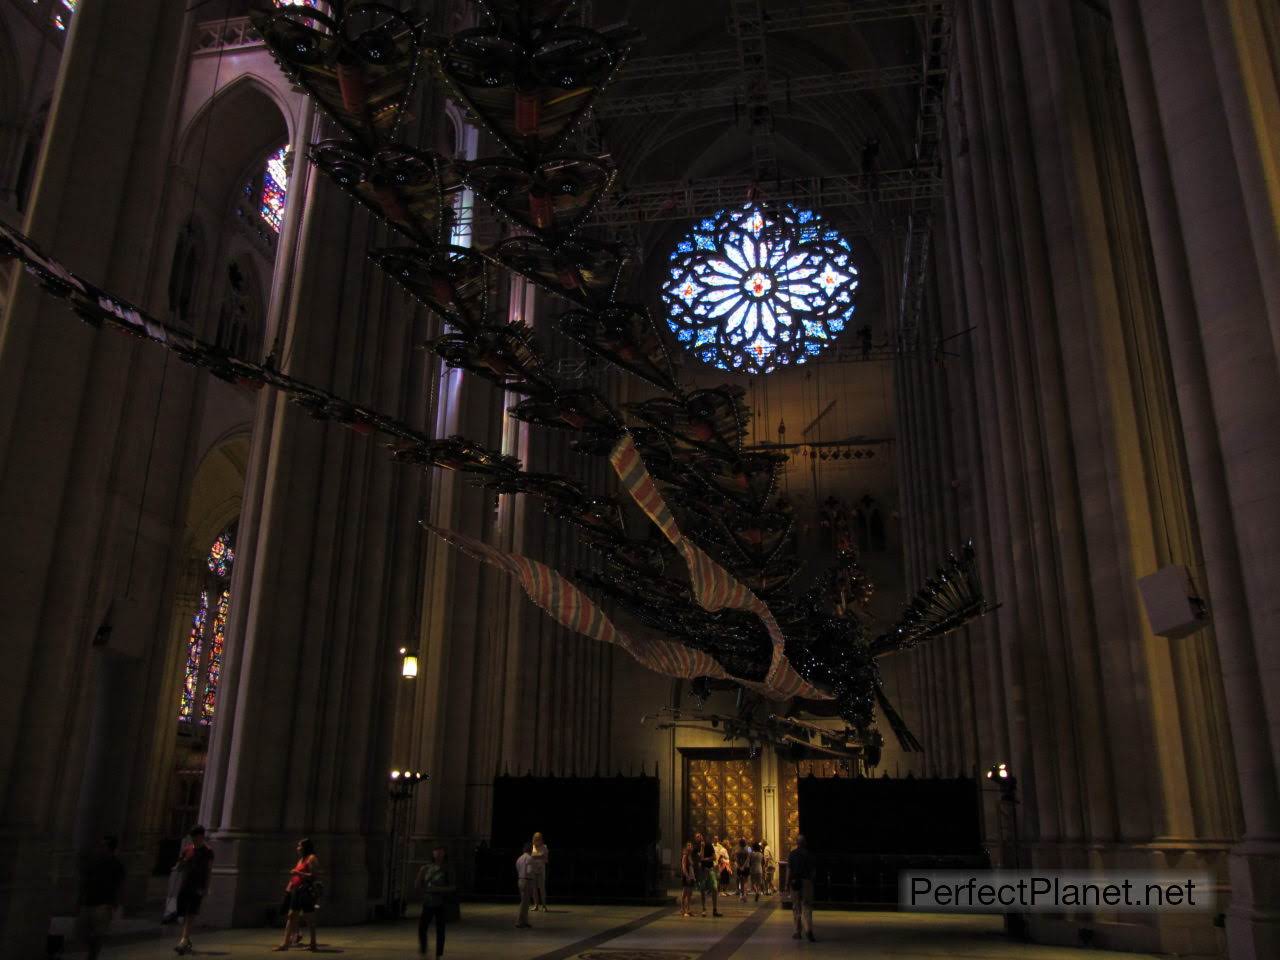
[1137,564,1207,639]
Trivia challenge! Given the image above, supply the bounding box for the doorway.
[681,748,761,844]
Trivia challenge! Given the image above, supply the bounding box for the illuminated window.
[51,0,76,31]
[662,203,859,374]
[178,531,236,727]
[260,146,290,233]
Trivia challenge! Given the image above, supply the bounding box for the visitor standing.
[273,839,319,952]
[172,825,213,955]
[77,835,125,960]
[762,840,776,894]
[515,843,535,928]
[694,832,722,917]
[530,831,549,911]
[748,841,764,902]
[679,841,696,917]
[713,836,731,889]
[415,845,455,957]
[734,839,750,902]
[787,834,817,942]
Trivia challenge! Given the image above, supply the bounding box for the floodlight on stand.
[986,762,1017,800]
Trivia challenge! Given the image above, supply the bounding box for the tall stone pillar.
[1110,2,1280,956]
[0,1,196,952]
[196,154,434,924]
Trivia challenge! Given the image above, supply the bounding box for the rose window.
[662,202,859,374]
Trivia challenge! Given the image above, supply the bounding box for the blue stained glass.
[661,202,858,373]
[260,145,290,233]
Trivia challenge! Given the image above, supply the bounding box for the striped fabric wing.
[423,523,781,692]
[609,436,831,701]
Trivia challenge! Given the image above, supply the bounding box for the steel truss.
[587,166,941,229]
[596,63,923,118]
[896,0,953,348]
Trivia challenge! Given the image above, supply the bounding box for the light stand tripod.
[386,770,427,918]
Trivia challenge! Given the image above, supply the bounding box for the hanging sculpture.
[2,0,992,761]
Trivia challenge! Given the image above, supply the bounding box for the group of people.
[412,830,548,959]
[678,834,776,918]
[77,826,816,958]
[514,831,550,928]
[161,825,316,955]
[679,833,817,942]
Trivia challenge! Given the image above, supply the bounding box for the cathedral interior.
[1,0,1278,958]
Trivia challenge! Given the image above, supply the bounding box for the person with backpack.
[172,825,213,955]
[415,845,456,957]
[734,838,751,902]
[748,841,765,902]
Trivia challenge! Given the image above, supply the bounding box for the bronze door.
[684,754,761,844]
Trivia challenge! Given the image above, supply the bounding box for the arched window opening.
[167,223,201,327]
[853,508,870,555]
[869,508,887,553]
[214,261,259,357]
[13,107,48,213]
[178,529,236,728]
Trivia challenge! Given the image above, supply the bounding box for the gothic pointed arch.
[173,74,292,228]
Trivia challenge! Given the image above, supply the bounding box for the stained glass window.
[260,146,290,233]
[178,591,210,724]
[207,533,234,578]
[662,202,859,374]
[178,531,236,727]
[51,0,77,31]
[201,591,231,724]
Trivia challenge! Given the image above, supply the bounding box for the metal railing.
[191,17,264,55]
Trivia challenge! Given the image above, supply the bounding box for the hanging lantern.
[400,646,419,678]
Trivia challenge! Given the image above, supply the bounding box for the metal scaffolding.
[596,63,923,118]
[588,166,942,229]
[895,0,953,348]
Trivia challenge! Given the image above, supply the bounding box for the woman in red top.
[274,839,319,952]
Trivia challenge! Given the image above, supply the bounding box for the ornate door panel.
[684,753,761,843]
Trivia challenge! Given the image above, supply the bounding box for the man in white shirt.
[515,844,534,929]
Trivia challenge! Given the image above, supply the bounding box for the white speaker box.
[1137,564,1207,639]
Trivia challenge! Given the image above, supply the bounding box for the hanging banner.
[422,522,822,700]
[609,435,828,701]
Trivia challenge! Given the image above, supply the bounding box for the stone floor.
[60,895,1169,959]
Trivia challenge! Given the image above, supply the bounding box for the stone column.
[1111,2,1280,956]
[196,153,433,924]
[0,1,197,952]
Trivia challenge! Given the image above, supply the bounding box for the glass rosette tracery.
[662,202,858,374]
